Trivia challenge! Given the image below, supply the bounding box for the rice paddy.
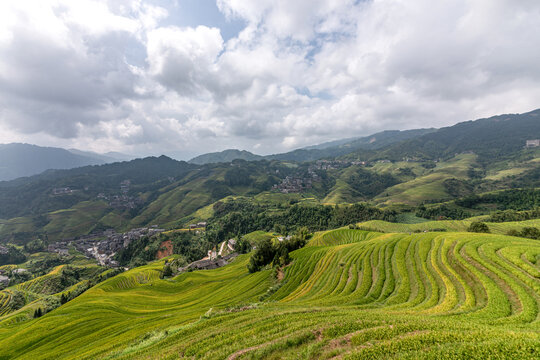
[0,226,539,359]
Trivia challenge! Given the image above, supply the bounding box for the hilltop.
[188,149,263,164]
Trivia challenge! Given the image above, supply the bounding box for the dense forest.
[416,189,540,220]
[206,200,397,243]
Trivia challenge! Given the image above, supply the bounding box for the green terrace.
[0,224,539,359]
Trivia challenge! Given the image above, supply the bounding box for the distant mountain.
[267,128,435,162]
[0,143,106,181]
[103,151,136,162]
[361,109,540,162]
[302,137,358,150]
[189,149,263,164]
[68,149,134,163]
[187,128,438,164]
[0,155,197,219]
[67,149,117,163]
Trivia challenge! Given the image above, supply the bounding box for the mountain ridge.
[0,143,108,181]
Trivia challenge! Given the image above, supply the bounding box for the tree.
[468,222,490,233]
[521,227,540,240]
[507,227,540,240]
[235,237,251,254]
[162,264,173,278]
[33,308,43,318]
[247,238,275,273]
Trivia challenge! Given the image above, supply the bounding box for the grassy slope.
[374,154,477,205]
[2,152,537,244]
[0,201,125,243]
[0,226,539,359]
[357,218,540,234]
[44,201,114,239]
[0,264,105,326]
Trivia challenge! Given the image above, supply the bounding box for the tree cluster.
[507,227,540,240]
[416,204,471,220]
[468,222,490,233]
[487,208,540,223]
[247,228,310,273]
[206,202,397,244]
[456,189,540,211]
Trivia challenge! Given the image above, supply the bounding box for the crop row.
[0,229,539,359]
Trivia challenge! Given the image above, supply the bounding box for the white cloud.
[1,0,540,158]
[147,25,223,95]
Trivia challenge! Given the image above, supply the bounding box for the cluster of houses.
[120,180,131,193]
[52,187,75,195]
[0,274,9,289]
[526,139,540,148]
[311,159,365,170]
[96,180,143,209]
[108,194,142,209]
[48,226,165,267]
[272,175,314,193]
[0,245,8,256]
[0,268,29,289]
[188,222,207,229]
[179,253,238,272]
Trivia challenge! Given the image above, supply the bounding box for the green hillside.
[353,109,540,163]
[188,149,263,164]
[356,218,540,234]
[373,153,478,205]
[0,117,538,246]
[266,128,435,162]
[1,227,539,359]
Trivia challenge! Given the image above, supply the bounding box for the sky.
[1,0,540,160]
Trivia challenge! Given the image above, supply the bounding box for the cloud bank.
[1,0,539,158]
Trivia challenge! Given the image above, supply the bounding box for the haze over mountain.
[2,109,538,179]
[0,144,134,181]
[187,109,540,165]
[0,144,106,181]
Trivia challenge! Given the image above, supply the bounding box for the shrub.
[161,264,173,278]
[468,222,490,233]
[33,308,43,318]
[235,237,252,254]
[507,227,540,240]
[521,227,540,240]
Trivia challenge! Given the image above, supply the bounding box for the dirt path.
[219,241,226,256]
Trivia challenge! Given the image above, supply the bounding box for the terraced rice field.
[358,218,540,234]
[0,228,539,359]
[0,291,12,317]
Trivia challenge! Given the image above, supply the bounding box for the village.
[51,179,144,210]
[272,159,368,193]
[526,139,540,148]
[47,226,165,267]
